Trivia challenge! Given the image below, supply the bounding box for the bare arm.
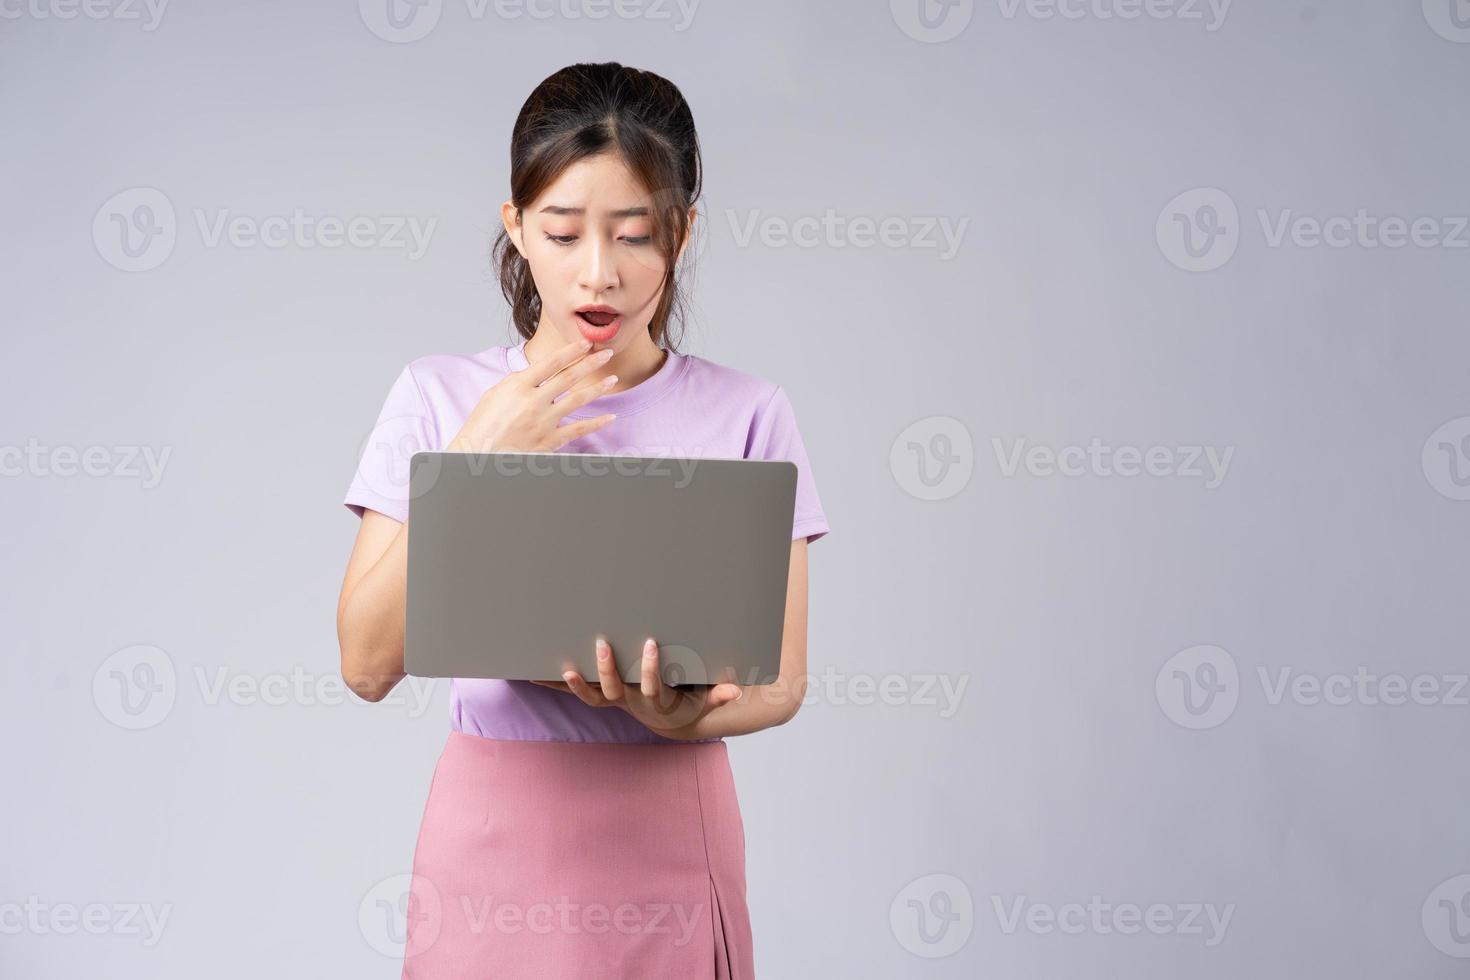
[336,509,411,702]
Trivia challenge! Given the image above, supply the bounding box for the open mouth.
[574,306,623,343]
[576,309,619,327]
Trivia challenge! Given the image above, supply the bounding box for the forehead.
[532,153,650,215]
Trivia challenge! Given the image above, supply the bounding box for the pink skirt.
[399,731,754,979]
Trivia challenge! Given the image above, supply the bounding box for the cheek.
[523,244,578,289]
[621,256,668,301]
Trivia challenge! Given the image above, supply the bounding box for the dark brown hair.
[494,62,703,351]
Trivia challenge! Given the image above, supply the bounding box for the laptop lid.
[405,450,797,686]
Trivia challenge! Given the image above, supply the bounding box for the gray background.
[4,0,1469,976]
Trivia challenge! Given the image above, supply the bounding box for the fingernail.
[602,375,618,387]
[562,671,576,684]
[597,640,610,660]
[644,638,656,656]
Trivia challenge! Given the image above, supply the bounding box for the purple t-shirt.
[343,337,830,744]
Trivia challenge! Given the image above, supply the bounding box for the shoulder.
[398,346,515,403]
[677,351,783,410]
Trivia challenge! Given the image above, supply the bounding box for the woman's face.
[503,152,691,354]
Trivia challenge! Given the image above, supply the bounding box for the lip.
[575,304,621,315]
[573,307,622,344]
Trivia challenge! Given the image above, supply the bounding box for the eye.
[622,236,651,246]
[544,234,576,246]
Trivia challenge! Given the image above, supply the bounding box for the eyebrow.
[538,205,649,219]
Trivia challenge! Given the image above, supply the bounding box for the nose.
[577,233,619,294]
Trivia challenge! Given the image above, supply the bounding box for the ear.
[501,200,526,259]
[674,204,698,264]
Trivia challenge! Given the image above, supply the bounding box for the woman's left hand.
[529,636,743,738]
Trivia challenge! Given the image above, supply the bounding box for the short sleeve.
[745,386,830,544]
[343,364,438,524]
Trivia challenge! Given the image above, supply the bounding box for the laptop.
[404,450,798,686]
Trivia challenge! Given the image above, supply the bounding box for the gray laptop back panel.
[405,451,797,686]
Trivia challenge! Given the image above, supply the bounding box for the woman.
[337,62,829,977]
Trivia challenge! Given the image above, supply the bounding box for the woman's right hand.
[447,337,620,453]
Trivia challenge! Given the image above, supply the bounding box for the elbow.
[337,607,392,703]
[340,646,395,703]
[338,635,392,704]
[773,675,808,726]
[346,673,391,703]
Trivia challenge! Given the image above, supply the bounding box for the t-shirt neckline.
[505,338,689,419]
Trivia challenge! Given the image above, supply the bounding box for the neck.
[523,322,666,395]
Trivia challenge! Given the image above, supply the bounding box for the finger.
[544,346,617,401]
[595,636,626,702]
[551,370,621,418]
[707,683,743,708]
[561,670,616,708]
[522,336,597,390]
[640,638,679,712]
[550,413,618,448]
